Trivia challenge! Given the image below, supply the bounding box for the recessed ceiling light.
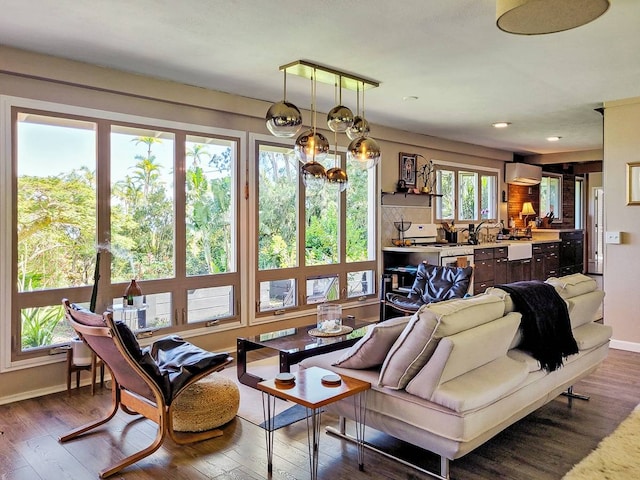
[492,122,511,128]
[546,136,562,142]
[402,96,419,101]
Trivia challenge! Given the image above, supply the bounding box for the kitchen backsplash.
[381,206,432,247]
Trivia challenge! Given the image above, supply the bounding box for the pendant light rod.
[279,60,379,91]
[283,70,287,102]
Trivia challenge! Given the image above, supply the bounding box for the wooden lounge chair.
[59,299,233,478]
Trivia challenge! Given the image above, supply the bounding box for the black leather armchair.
[385,262,473,317]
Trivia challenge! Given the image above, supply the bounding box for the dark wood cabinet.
[494,257,508,285]
[507,258,532,283]
[473,247,495,293]
[560,231,584,275]
[532,241,560,280]
[473,246,508,293]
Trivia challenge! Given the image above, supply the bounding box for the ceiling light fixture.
[266,60,381,183]
[496,0,610,35]
[492,122,511,128]
[326,79,349,192]
[265,69,303,138]
[296,69,328,187]
[546,136,562,142]
[347,82,381,169]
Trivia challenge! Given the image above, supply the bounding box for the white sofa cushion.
[565,290,605,328]
[430,356,530,412]
[572,322,613,351]
[333,316,410,369]
[546,273,597,299]
[485,287,523,348]
[405,312,522,399]
[507,348,541,372]
[379,294,506,389]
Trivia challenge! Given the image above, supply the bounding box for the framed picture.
[399,153,417,187]
[627,162,640,205]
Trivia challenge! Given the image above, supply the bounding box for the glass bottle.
[124,279,142,306]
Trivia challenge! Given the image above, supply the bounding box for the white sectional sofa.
[300,274,611,479]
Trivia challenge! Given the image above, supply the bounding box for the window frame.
[2,95,246,370]
[539,172,563,223]
[434,161,499,223]
[251,135,378,324]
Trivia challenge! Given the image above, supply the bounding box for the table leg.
[305,407,322,480]
[237,338,268,388]
[353,391,367,471]
[279,350,291,373]
[261,391,277,474]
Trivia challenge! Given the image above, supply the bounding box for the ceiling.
[1,0,639,156]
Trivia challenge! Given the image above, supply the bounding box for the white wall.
[603,97,640,351]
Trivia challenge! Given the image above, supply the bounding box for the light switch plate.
[605,231,621,244]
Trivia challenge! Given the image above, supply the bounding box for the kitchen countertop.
[382,238,560,253]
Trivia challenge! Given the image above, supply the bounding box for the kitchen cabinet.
[473,245,508,293]
[507,258,532,283]
[532,241,560,280]
[560,231,584,275]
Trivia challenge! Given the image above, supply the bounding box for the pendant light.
[297,68,327,187]
[346,83,370,141]
[265,70,303,138]
[327,76,354,133]
[326,99,349,192]
[347,81,381,169]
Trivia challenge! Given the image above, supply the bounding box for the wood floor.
[1,348,639,480]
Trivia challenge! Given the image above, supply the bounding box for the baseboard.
[610,339,640,353]
[0,375,111,406]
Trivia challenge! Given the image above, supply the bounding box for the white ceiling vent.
[505,163,542,185]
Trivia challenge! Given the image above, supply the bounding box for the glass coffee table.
[237,316,373,388]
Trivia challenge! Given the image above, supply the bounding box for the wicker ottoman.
[172,373,240,432]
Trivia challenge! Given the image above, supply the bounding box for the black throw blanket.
[497,281,578,372]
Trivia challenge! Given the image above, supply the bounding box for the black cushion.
[140,336,229,404]
[113,321,229,403]
[387,263,473,313]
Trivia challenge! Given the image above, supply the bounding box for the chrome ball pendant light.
[301,160,327,188]
[346,115,370,140]
[266,101,303,137]
[326,117,349,192]
[298,68,327,187]
[294,129,330,164]
[347,136,381,170]
[265,70,302,138]
[327,104,354,133]
[346,81,380,169]
[326,165,349,191]
[327,76,354,133]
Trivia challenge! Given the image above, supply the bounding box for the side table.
[66,347,104,395]
[107,303,148,330]
[258,366,370,479]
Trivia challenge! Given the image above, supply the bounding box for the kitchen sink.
[507,242,532,261]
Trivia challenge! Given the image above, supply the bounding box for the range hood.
[505,163,542,185]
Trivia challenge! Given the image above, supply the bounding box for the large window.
[540,173,563,222]
[435,165,498,223]
[255,140,377,316]
[7,101,241,363]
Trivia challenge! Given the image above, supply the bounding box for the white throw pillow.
[378,294,506,389]
[333,316,410,369]
[546,274,597,299]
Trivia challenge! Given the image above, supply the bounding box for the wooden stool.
[66,347,105,395]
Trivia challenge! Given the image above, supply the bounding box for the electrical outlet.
[605,231,621,244]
